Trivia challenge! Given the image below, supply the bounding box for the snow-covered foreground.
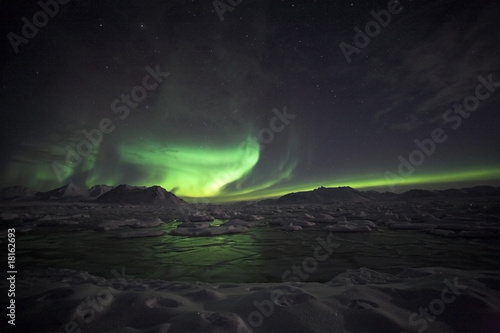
[1,197,500,332]
[6,267,500,333]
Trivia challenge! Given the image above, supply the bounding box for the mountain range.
[1,183,500,204]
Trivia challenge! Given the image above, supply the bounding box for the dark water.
[16,221,500,283]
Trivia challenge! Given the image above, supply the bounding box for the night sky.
[1,0,500,202]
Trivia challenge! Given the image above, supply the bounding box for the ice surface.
[95,218,164,231]
[6,267,500,333]
[268,217,315,227]
[223,219,260,227]
[187,212,215,221]
[307,213,336,223]
[323,219,376,232]
[111,230,166,238]
[0,212,19,220]
[280,224,302,231]
[2,194,500,332]
[171,224,249,236]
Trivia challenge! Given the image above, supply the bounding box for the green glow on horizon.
[118,137,260,197]
[5,156,71,190]
[193,166,500,202]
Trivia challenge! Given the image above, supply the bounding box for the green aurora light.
[3,140,499,203]
[117,137,260,197]
[87,135,500,202]
[191,166,500,202]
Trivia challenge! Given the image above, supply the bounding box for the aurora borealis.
[119,137,260,197]
[1,0,500,202]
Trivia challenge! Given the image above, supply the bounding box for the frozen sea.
[1,198,500,332]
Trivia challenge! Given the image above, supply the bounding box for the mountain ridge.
[1,184,500,204]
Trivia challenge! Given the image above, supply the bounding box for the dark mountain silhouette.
[97,184,186,205]
[0,186,36,201]
[276,186,371,204]
[36,183,88,199]
[89,184,115,198]
[399,186,500,200]
[462,186,500,197]
[3,182,500,204]
[259,185,500,204]
[399,189,442,200]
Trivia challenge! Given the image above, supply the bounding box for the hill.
[276,186,372,204]
[96,184,186,205]
[36,183,88,199]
